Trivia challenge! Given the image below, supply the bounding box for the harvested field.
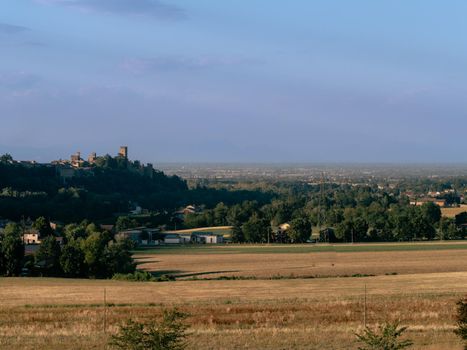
[0,273,465,349]
[441,205,467,218]
[135,244,467,279]
[2,244,467,349]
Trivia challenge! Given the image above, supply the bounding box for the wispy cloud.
[121,56,262,74]
[35,0,186,20]
[0,23,29,35]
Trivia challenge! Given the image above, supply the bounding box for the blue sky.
[1,0,467,163]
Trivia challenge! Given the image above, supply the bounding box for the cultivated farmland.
[1,243,466,349]
[135,242,467,279]
[0,271,465,349]
[441,205,467,218]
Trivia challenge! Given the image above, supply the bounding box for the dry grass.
[0,273,465,349]
[1,246,467,349]
[136,249,467,279]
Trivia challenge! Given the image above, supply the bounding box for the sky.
[1,0,467,163]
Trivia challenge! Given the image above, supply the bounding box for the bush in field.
[455,298,467,349]
[112,271,155,282]
[355,322,413,350]
[110,308,188,350]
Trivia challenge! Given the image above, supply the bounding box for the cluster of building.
[0,218,227,250]
[407,188,464,208]
[51,146,156,181]
[0,219,64,254]
[54,146,128,168]
[172,205,205,221]
[117,226,226,245]
[409,198,448,207]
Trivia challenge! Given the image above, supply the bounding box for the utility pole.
[103,288,107,334]
[363,284,367,328]
[317,172,327,242]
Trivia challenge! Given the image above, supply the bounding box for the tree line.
[0,154,273,223]
[182,184,466,243]
[0,219,135,278]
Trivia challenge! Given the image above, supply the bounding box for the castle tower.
[88,152,97,164]
[71,151,81,163]
[118,146,128,159]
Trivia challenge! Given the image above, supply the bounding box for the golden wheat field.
[136,247,467,279]
[1,244,467,349]
[0,274,465,349]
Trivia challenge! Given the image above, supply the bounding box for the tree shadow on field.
[147,269,240,278]
[149,270,184,278]
[174,270,240,278]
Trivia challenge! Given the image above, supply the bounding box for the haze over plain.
[1,1,466,163]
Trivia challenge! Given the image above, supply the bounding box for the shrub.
[112,271,155,282]
[110,308,189,350]
[355,321,413,350]
[112,271,176,282]
[455,298,467,349]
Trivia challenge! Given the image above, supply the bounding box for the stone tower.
[119,146,128,159]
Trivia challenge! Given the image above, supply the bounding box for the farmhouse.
[117,227,162,245]
[159,226,232,245]
[23,229,41,244]
[410,198,447,207]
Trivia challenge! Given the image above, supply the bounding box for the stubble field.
[135,242,467,279]
[0,242,466,349]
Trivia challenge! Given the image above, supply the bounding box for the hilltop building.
[88,152,97,164]
[70,151,84,168]
[53,146,157,182]
[119,146,128,159]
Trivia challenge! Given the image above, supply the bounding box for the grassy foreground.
[0,273,465,349]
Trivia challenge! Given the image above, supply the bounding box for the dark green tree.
[102,238,136,277]
[33,216,54,237]
[0,153,13,163]
[116,216,138,232]
[60,239,86,277]
[64,223,87,241]
[421,202,441,225]
[213,202,228,226]
[35,236,62,276]
[81,232,110,278]
[230,223,244,243]
[1,223,25,276]
[288,217,311,243]
[438,217,459,240]
[242,214,268,243]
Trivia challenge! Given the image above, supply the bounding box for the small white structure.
[203,234,223,244]
[164,234,181,244]
[193,232,223,244]
[179,234,193,244]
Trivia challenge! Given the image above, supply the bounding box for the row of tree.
[0,221,135,278]
[182,190,466,243]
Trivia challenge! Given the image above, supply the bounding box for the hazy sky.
[1,1,467,163]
